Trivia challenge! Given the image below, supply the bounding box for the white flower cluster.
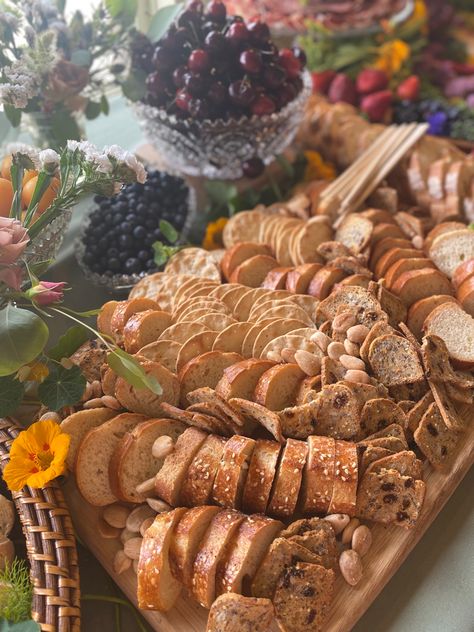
[39,148,60,173]
[67,140,112,174]
[6,142,40,169]
[66,141,147,184]
[104,145,147,184]
[0,61,39,109]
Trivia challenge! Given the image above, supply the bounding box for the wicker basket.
[0,419,80,632]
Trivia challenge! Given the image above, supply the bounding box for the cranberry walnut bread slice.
[137,507,187,611]
[301,436,335,515]
[423,302,474,369]
[61,408,116,471]
[154,427,208,506]
[110,418,187,504]
[180,434,227,506]
[327,440,358,516]
[170,505,221,586]
[242,439,282,515]
[212,435,256,509]
[206,593,275,632]
[267,439,308,518]
[280,518,337,571]
[178,351,243,407]
[75,412,146,506]
[216,514,283,596]
[273,562,335,632]
[192,509,246,608]
[215,359,276,401]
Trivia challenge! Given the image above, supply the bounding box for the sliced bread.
[254,364,305,411]
[300,435,335,515]
[406,294,458,340]
[267,439,308,518]
[178,351,243,407]
[215,359,276,401]
[241,439,282,515]
[206,593,274,632]
[123,310,173,353]
[429,229,474,278]
[423,302,474,369]
[180,434,227,506]
[327,440,358,516]
[61,408,116,471]
[390,268,453,307]
[212,436,256,509]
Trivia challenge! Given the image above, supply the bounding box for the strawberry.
[328,73,357,105]
[311,70,336,95]
[360,90,393,122]
[356,69,388,95]
[397,75,420,101]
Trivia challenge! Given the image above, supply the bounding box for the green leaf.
[38,365,86,411]
[85,100,102,120]
[152,241,181,267]
[4,105,21,128]
[47,326,89,362]
[0,620,41,632]
[105,0,137,24]
[0,375,25,416]
[100,95,110,115]
[159,219,179,244]
[148,3,184,42]
[0,306,49,377]
[70,49,92,67]
[108,349,162,395]
[205,181,238,207]
[120,70,147,102]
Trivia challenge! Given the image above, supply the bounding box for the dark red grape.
[206,1,226,21]
[208,81,227,105]
[247,20,270,43]
[173,66,187,88]
[263,63,286,89]
[278,48,301,79]
[252,94,276,116]
[152,46,173,71]
[240,49,262,75]
[188,49,211,72]
[176,88,192,111]
[226,21,248,44]
[292,46,307,67]
[242,157,265,178]
[229,80,256,107]
[205,30,225,52]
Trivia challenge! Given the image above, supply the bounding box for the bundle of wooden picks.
[318,123,429,227]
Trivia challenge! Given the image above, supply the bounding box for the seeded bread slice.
[242,440,282,515]
[206,593,274,632]
[301,435,335,514]
[192,509,245,608]
[110,418,186,504]
[180,434,227,506]
[61,408,116,471]
[212,435,256,509]
[170,505,222,586]
[216,359,276,401]
[75,412,146,506]
[327,440,358,516]
[137,507,187,611]
[267,439,308,518]
[368,334,424,387]
[154,427,208,506]
[273,562,335,632]
[216,514,283,596]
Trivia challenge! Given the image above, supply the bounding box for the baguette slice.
[221,242,273,281]
[212,436,256,509]
[327,440,358,516]
[390,268,453,307]
[61,408,116,471]
[206,594,274,632]
[452,258,474,290]
[216,514,282,596]
[423,302,474,369]
[457,276,474,317]
[286,263,322,294]
[230,255,279,287]
[110,298,161,342]
[97,300,119,336]
[429,229,474,278]
[179,351,243,407]
[215,359,275,401]
[154,427,208,506]
[407,294,458,341]
[385,257,436,290]
[75,413,146,506]
[307,267,346,300]
[123,310,172,353]
[110,418,186,504]
[261,267,292,290]
[192,509,245,608]
[137,507,187,611]
[170,505,221,586]
[301,436,335,514]
[242,439,282,515]
[267,438,308,517]
[254,364,305,411]
[180,434,227,506]
[369,237,413,269]
[375,248,424,279]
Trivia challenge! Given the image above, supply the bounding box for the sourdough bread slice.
[254,364,305,411]
[429,229,474,278]
[327,440,358,516]
[423,302,474,369]
[241,440,282,515]
[154,427,208,506]
[385,257,436,290]
[109,418,186,504]
[267,439,308,517]
[212,436,256,509]
[206,593,274,632]
[61,408,116,471]
[407,294,458,341]
[75,413,146,506]
[178,351,243,407]
[390,268,453,307]
[180,434,227,506]
[215,359,276,401]
[300,435,335,514]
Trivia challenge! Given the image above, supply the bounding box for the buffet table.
[48,96,473,632]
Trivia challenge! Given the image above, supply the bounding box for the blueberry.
[138,249,150,261]
[146,259,156,270]
[145,219,156,229]
[125,213,135,222]
[133,225,147,240]
[145,235,156,246]
[119,234,134,248]
[118,251,129,262]
[125,257,142,274]
[136,203,148,215]
[107,247,119,257]
[120,221,132,233]
[108,258,121,272]
[153,228,163,240]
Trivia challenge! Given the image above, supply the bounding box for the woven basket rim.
[0,418,81,632]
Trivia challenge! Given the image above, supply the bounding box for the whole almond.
[101,395,122,410]
[345,369,370,384]
[333,312,357,333]
[135,477,156,496]
[344,339,360,356]
[311,331,331,352]
[83,397,104,409]
[39,411,61,423]
[102,504,130,529]
[281,347,296,364]
[124,536,143,561]
[339,354,365,371]
[266,350,282,362]
[347,324,370,344]
[152,435,174,459]
[114,549,131,575]
[327,341,345,361]
[98,519,121,540]
[294,350,322,376]
[140,517,155,537]
[339,549,363,586]
[352,525,372,557]
[126,505,156,533]
[120,528,137,543]
[341,518,360,545]
[412,235,423,250]
[323,513,350,535]
[146,497,172,513]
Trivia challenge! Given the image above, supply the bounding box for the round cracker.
[295,217,333,264]
[158,322,210,344]
[252,318,310,358]
[212,322,254,354]
[209,284,242,300]
[233,288,272,321]
[136,340,182,373]
[195,313,237,331]
[256,305,313,327]
[165,248,221,282]
[176,299,230,321]
[176,331,219,372]
[223,210,265,248]
[249,299,300,322]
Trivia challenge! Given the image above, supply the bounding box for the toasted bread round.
[254,363,305,411]
[294,216,332,264]
[385,257,436,290]
[453,257,474,290]
[136,340,182,373]
[457,276,474,317]
[178,351,243,407]
[212,322,254,354]
[61,408,116,471]
[180,434,228,506]
[407,294,459,341]
[307,267,346,299]
[110,298,161,342]
[285,263,322,294]
[429,229,474,278]
[176,331,219,372]
[267,438,308,517]
[335,213,373,254]
[158,322,209,344]
[375,248,424,279]
[360,208,397,225]
[221,242,273,281]
[97,300,119,337]
[390,268,453,307]
[165,247,221,282]
[370,222,406,245]
[423,221,466,255]
[123,310,173,353]
[242,439,282,514]
[212,435,256,509]
[261,267,292,290]
[333,273,371,291]
[369,237,412,270]
[216,359,276,400]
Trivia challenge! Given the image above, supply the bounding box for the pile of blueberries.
[81,170,189,277]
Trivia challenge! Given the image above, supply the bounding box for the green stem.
[82,595,148,632]
[48,307,114,351]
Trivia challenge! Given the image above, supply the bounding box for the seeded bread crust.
[301,436,335,514]
[242,439,282,515]
[212,436,256,509]
[267,439,308,518]
[180,434,227,506]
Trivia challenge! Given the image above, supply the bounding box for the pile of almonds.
[323,513,373,586]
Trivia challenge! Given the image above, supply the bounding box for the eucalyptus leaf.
[0,620,41,632]
[100,95,110,115]
[47,326,89,361]
[121,70,147,102]
[70,49,92,67]
[50,110,82,148]
[105,0,137,24]
[0,375,25,416]
[85,100,102,120]
[108,350,162,395]
[159,220,179,244]
[38,365,86,411]
[148,3,183,42]
[0,306,49,377]
[4,105,21,128]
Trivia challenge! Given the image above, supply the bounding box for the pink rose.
[0,217,30,265]
[0,266,23,290]
[27,281,67,306]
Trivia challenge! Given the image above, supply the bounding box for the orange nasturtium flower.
[3,419,70,491]
[373,39,410,76]
[202,217,228,250]
[304,150,336,182]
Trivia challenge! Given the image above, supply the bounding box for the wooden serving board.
[64,418,474,632]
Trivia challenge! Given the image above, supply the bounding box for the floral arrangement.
[0,0,137,148]
[0,141,160,421]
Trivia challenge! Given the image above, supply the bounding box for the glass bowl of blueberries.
[130,0,312,180]
[76,169,195,291]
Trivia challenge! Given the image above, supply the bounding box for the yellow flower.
[3,419,70,492]
[303,150,336,182]
[27,362,49,383]
[202,217,228,250]
[373,39,410,76]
